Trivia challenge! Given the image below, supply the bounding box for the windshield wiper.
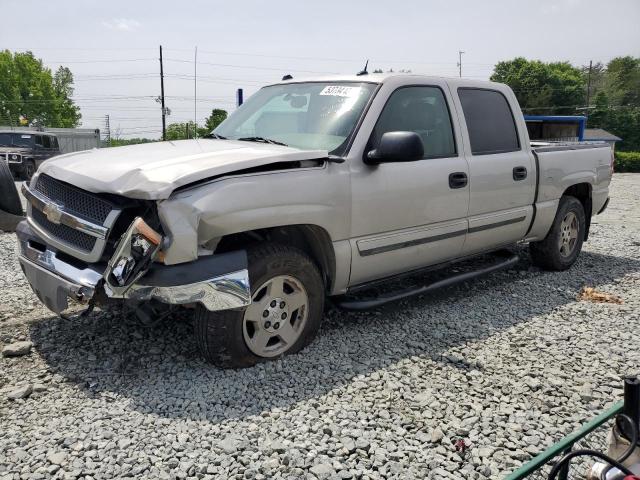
[237,136,288,147]
[205,132,227,139]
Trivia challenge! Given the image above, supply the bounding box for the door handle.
[513,166,528,181]
[448,172,468,189]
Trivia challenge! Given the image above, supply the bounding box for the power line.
[164,58,340,75]
[11,45,623,67]
[45,58,156,64]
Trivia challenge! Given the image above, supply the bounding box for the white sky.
[2,0,639,138]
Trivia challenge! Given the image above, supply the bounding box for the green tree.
[586,57,640,151]
[490,57,585,114]
[604,56,640,107]
[52,66,81,127]
[0,50,81,127]
[166,121,200,141]
[203,108,228,132]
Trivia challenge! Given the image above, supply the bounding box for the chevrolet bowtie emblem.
[42,202,64,224]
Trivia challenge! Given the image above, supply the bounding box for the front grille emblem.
[43,202,64,225]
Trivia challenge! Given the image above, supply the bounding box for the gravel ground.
[1,174,639,480]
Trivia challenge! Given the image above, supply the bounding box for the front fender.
[158,165,350,265]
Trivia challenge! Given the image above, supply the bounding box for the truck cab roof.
[269,73,506,90]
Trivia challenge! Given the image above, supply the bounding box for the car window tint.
[458,88,520,155]
[371,86,456,158]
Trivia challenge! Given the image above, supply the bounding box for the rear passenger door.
[454,87,536,254]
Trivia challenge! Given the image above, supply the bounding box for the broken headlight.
[105,218,162,292]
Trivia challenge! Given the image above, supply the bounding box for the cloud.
[102,18,141,32]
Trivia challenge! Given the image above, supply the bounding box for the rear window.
[458,88,520,155]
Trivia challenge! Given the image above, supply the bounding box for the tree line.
[0,50,81,128]
[491,56,640,150]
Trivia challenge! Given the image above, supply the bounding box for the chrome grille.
[32,208,97,252]
[35,174,112,223]
[28,174,120,261]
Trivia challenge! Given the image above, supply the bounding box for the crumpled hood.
[39,139,327,200]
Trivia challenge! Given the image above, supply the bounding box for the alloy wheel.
[242,275,309,358]
[558,211,579,257]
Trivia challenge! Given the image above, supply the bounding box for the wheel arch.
[562,182,592,240]
[214,224,337,292]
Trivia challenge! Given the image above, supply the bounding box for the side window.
[43,136,51,149]
[371,86,456,159]
[458,88,520,155]
[35,135,44,148]
[52,137,59,149]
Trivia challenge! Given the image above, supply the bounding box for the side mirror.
[366,131,424,165]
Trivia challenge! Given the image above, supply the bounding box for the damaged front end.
[17,216,251,316]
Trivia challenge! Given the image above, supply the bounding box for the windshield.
[0,133,34,148]
[214,82,377,154]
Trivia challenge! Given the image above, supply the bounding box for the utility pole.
[104,115,111,144]
[586,60,593,118]
[457,51,465,78]
[194,46,198,139]
[159,45,166,141]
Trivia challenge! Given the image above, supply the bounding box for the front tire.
[23,159,36,181]
[530,196,585,271]
[194,244,325,368]
[0,160,23,216]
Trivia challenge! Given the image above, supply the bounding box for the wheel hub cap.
[242,275,309,358]
[558,211,579,257]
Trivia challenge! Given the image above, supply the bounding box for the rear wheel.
[530,196,585,271]
[194,244,325,368]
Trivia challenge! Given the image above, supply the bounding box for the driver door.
[348,83,470,286]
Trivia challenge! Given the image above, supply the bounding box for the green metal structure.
[506,401,623,480]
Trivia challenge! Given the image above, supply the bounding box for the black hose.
[600,413,639,480]
[547,450,634,480]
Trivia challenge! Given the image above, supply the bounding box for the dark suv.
[0,130,61,180]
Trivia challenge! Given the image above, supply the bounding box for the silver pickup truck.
[16,74,613,367]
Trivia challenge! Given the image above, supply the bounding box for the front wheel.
[530,196,586,271]
[194,244,325,368]
[23,159,36,181]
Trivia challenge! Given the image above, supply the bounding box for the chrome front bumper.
[17,221,251,314]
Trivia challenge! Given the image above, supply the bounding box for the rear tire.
[194,243,325,368]
[0,160,23,216]
[530,196,585,271]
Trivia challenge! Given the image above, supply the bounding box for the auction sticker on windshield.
[319,85,362,97]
